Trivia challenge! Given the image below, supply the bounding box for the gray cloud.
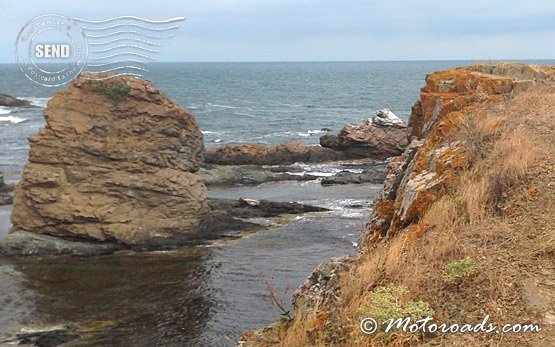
[1,0,554,62]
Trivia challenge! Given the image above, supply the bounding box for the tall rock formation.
[10,74,209,246]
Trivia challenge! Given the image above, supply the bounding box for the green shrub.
[358,284,434,329]
[445,258,477,283]
[91,81,131,102]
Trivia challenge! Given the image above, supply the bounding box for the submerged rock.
[10,74,210,247]
[0,93,35,108]
[0,173,14,205]
[319,108,408,159]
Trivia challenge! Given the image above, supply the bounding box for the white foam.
[297,129,325,137]
[0,116,27,124]
[19,97,50,108]
[202,130,217,134]
[285,171,334,177]
[0,107,10,115]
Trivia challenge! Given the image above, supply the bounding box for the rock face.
[10,74,209,246]
[0,93,35,107]
[205,141,350,165]
[363,62,555,243]
[319,108,408,159]
[0,173,14,205]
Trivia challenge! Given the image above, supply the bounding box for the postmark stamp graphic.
[15,14,185,87]
[15,14,88,87]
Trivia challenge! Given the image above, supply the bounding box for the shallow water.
[0,181,379,346]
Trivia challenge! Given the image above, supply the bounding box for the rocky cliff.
[363,63,555,244]
[240,62,555,346]
[10,74,210,246]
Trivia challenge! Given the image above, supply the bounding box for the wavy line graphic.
[81,23,180,32]
[89,45,160,54]
[86,66,149,73]
[85,30,174,39]
[79,16,185,80]
[86,59,149,67]
[74,16,185,24]
[88,38,161,46]
[87,52,156,60]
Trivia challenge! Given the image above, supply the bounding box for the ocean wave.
[0,116,27,124]
[202,130,217,134]
[206,103,239,109]
[297,129,325,137]
[0,107,10,115]
[19,97,50,108]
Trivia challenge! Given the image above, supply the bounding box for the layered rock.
[10,74,209,246]
[0,93,35,108]
[320,108,408,159]
[205,141,351,165]
[364,62,555,243]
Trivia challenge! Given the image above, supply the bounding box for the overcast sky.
[1,0,554,63]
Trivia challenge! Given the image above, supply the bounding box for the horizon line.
[1,58,555,65]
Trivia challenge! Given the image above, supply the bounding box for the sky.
[1,0,555,63]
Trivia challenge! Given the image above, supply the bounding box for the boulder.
[319,108,409,159]
[0,93,35,108]
[10,74,210,246]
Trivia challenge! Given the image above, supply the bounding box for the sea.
[0,61,552,346]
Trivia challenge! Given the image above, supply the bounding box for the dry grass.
[272,86,555,346]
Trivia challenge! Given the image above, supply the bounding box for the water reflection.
[1,247,213,346]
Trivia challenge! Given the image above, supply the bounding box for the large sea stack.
[10,74,209,246]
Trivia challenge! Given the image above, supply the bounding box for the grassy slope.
[241,71,555,346]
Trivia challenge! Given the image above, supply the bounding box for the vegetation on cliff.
[240,63,555,346]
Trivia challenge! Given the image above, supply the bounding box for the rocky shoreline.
[0,73,404,257]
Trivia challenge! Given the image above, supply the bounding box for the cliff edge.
[240,62,555,346]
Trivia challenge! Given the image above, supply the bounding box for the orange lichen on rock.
[363,62,554,244]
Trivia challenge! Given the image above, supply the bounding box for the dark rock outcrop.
[10,74,210,246]
[320,167,386,186]
[0,93,35,108]
[0,173,14,205]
